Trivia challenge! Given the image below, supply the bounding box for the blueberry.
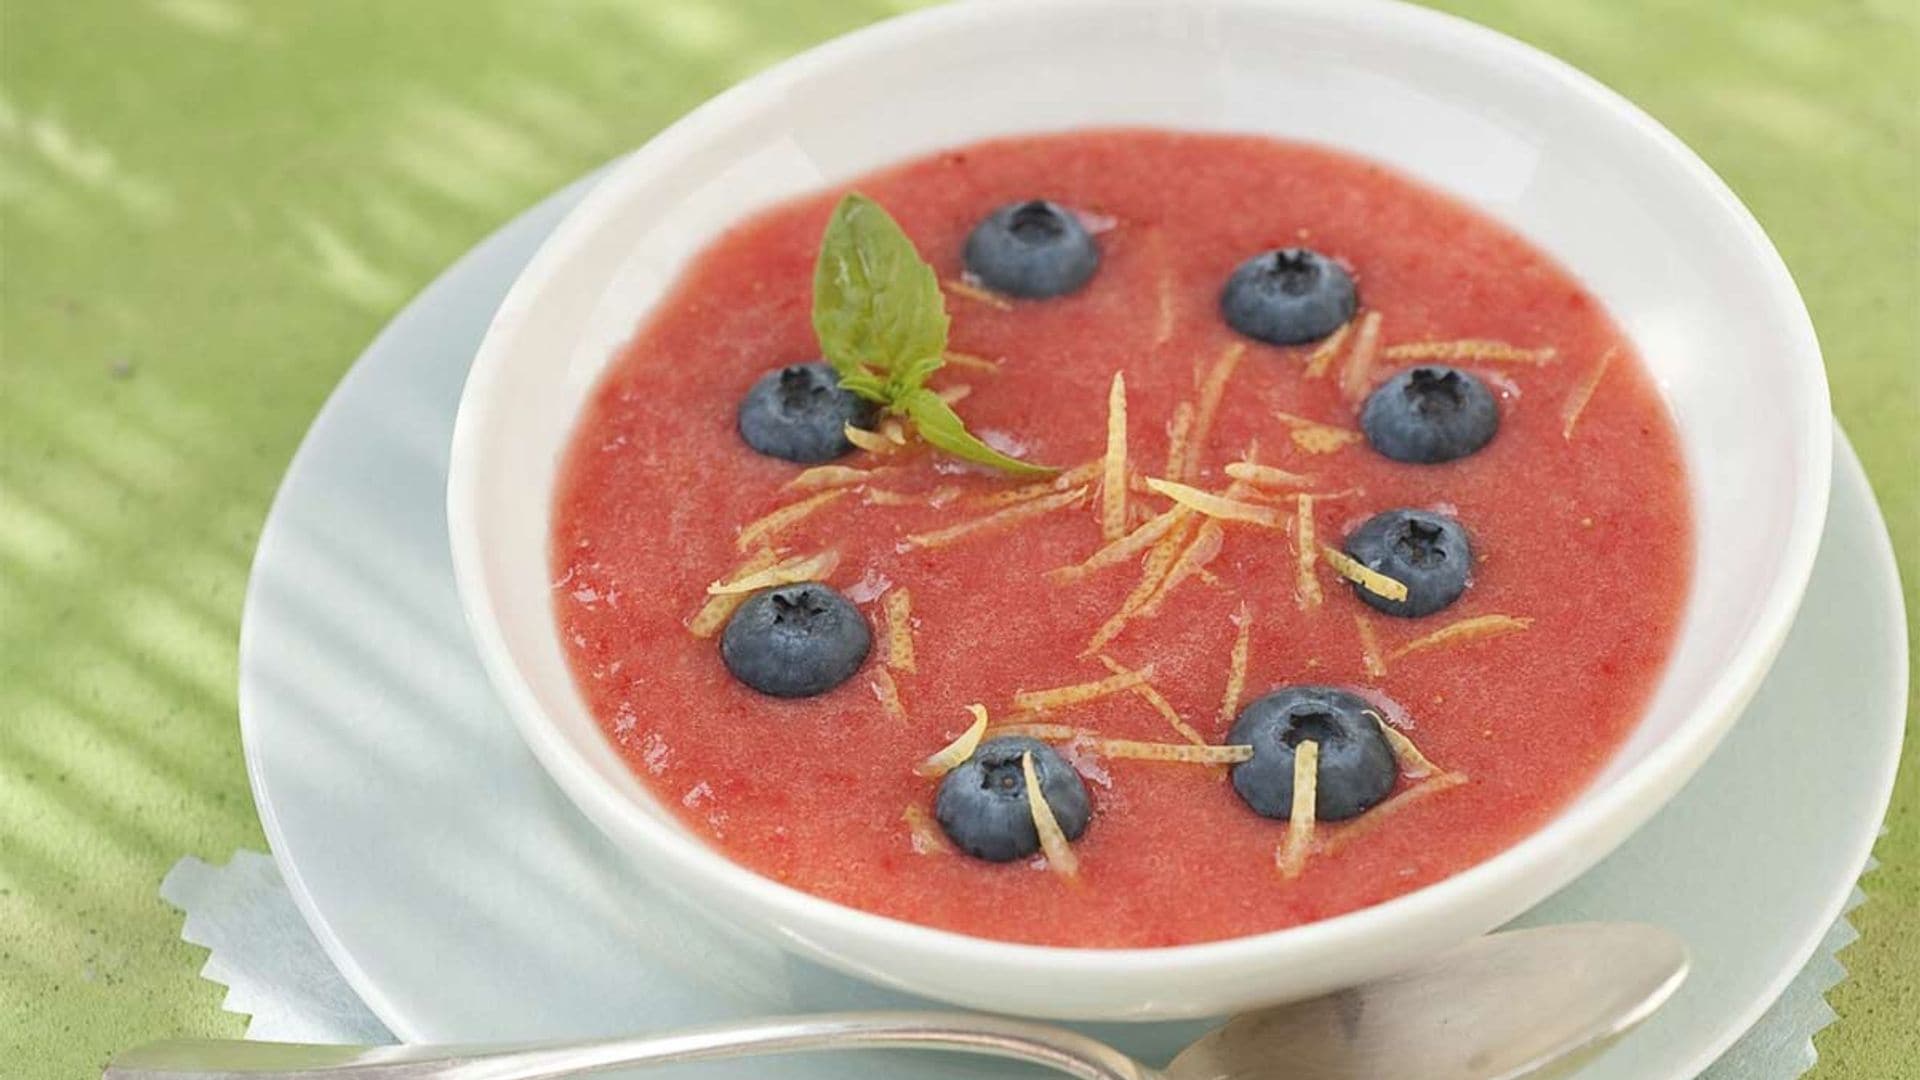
[962,200,1100,299]
[720,582,870,697]
[935,736,1091,862]
[736,363,877,464]
[1228,687,1396,821]
[1343,509,1474,618]
[1361,366,1500,464]
[1219,248,1356,345]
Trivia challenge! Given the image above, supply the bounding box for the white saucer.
[240,175,1905,1078]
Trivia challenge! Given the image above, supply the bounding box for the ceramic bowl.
[448,0,1830,1020]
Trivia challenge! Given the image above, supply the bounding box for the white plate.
[241,175,1905,1078]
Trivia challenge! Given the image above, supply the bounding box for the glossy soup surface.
[551,130,1691,947]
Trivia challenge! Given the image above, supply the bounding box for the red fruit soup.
[550,130,1691,948]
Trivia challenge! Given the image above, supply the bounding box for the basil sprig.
[812,192,1054,476]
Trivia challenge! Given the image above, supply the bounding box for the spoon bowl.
[1165,922,1688,1079]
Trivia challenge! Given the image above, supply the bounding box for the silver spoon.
[106,922,1685,1080]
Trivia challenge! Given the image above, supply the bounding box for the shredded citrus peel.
[1249,486,1364,505]
[871,668,910,725]
[1338,311,1384,403]
[1278,740,1320,879]
[1063,459,1106,485]
[1013,665,1153,713]
[1355,613,1387,678]
[914,704,991,777]
[985,721,1084,741]
[1163,401,1196,481]
[944,277,1014,311]
[1391,614,1534,660]
[1137,518,1224,617]
[1101,372,1130,541]
[1143,478,1282,527]
[686,548,781,637]
[942,349,1001,372]
[967,479,1058,509]
[1320,772,1468,856]
[1294,494,1323,610]
[735,488,850,552]
[1095,654,1208,745]
[785,464,889,492]
[1562,347,1617,439]
[986,723,1253,764]
[845,423,905,455]
[1304,320,1352,378]
[1374,719,1440,779]
[1048,507,1189,584]
[705,549,840,595]
[902,487,1088,550]
[883,588,916,673]
[1097,740,1252,764]
[1132,507,1199,588]
[902,804,948,855]
[1219,605,1252,727]
[1274,411,1363,454]
[1223,462,1315,490]
[1150,229,1177,347]
[1384,339,1557,365]
[967,462,1099,510]
[1022,752,1080,878]
[1184,342,1247,475]
[1321,545,1411,603]
[1085,511,1198,653]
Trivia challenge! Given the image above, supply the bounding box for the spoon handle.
[105,1010,1163,1080]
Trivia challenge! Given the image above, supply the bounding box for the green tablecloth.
[2,1,1912,1075]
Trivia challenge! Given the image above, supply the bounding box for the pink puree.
[551,131,1690,947]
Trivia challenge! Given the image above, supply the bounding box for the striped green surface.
[2,2,1912,1076]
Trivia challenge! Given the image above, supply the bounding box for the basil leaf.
[890,353,947,396]
[837,372,891,403]
[812,193,949,382]
[898,389,1057,477]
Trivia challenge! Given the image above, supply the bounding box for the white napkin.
[161,852,390,1043]
[163,849,1866,1075]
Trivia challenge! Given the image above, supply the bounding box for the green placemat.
[2,2,1913,1077]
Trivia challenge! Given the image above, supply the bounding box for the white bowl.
[448,0,1829,1021]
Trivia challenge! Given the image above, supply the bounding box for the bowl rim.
[447,0,1831,983]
